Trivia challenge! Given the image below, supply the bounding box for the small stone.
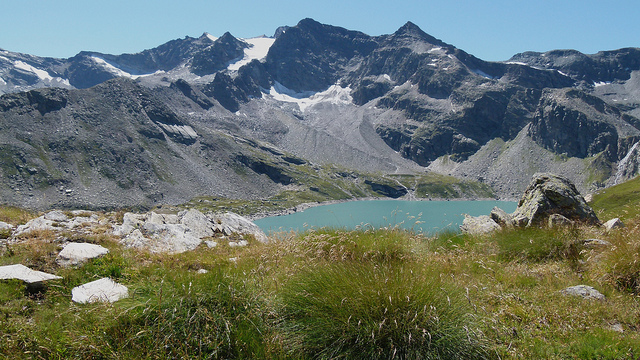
[603,218,624,231]
[71,278,128,304]
[56,242,110,267]
[609,322,624,333]
[582,239,611,248]
[204,240,218,248]
[196,269,208,274]
[560,285,605,300]
[228,240,249,247]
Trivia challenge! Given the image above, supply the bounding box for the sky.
[2,0,638,62]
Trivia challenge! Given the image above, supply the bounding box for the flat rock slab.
[57,242,110,267]
[71,278,129,304]
[0,264,62,283]
[560,285,605,300]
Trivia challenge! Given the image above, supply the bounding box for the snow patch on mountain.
[205,33,218,42]
[473,69,495,79]
[91,57,163,79]
[13,60,70,86]
[227,36,275,71]
[267,82,353,111]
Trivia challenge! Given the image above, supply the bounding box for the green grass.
[278,262,491,360]
[492,226,580,263]
[590,175,640,222]
[3,200,640,358]
[0,205,37,225]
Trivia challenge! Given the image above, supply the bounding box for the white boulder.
[71,278,129,304]
[603,218,625,231]
[0,264,61,283]
[56,242,110,267]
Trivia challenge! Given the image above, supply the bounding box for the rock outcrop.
[112,209,268,254]
[462,173,600,234]
[511,173,600,227]
[14,210,101,236]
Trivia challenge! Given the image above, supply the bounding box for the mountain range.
[1,18,639,209]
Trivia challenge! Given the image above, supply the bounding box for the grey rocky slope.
[1,18,640,209]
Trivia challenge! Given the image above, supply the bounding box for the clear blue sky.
[2,0,638,61]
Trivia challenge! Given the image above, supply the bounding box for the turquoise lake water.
[254,200,517,235]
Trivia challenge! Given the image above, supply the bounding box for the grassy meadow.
[0,180,640,359]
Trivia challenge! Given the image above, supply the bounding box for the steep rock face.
[528,89,640,161]
[98,33,217,73]
[0,78,288,209]
[510,48,640,84]
[265,18,378,92]
[191,32,248,76]
[169,79,216,110]
[614,141,640,184]
[2,18,640,207]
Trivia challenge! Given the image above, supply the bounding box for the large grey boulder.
[0,221,13,231]
[511,173,600,227]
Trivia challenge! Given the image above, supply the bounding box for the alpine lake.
[254,199,517,235]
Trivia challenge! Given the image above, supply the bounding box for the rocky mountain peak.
[217,32,240,44]
[273,26,290,38]
[391,21,448,48]
[190,32,247,76]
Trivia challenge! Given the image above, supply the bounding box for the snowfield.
[228,36,275,71]
[268,81,353,111]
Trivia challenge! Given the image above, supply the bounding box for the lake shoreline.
[248,195,517,221]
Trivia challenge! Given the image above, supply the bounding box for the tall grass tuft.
[278,262,492,359]
[492,227,580,264]
[99,269,267,359]
[591,227,640,294]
